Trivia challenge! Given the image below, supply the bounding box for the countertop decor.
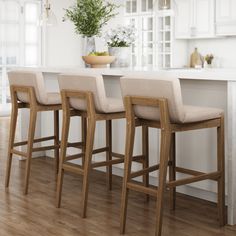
[82,53,115,68]
[63,0,119,56]
[105,25,136,68]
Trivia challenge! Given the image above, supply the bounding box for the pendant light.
[40,0,57,26]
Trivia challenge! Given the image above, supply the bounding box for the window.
[0,0,41,115]
[125,0,173,69]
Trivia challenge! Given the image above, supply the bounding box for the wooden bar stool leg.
[217,116,225,226]
[5,104,18,188]
[56,110,70,208]
[54,110,60,176]
[169,133,176,210]
[106,120,112,190]
[155,130,171,236]
[81,117,96,218]
[81,117,87,168]
[142,125,149,201]
[24,109,37,195]
[120,120,135,234]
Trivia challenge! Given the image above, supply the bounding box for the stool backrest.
[120,75,185,123]
[8,71,47,104]
[58,74,108,113]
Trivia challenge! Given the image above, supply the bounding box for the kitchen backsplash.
[187,38,236,68]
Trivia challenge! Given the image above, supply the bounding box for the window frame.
[0,0,42,115]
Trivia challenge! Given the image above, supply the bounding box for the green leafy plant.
[105,25,136,47]
[63,0,119,38]
[205,54,214,65]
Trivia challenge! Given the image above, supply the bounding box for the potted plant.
[64,0,119,55]
[205,54,214,68]
[105,25,136,67]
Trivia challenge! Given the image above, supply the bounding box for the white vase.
[204,61,213,68]
[83,36,96,67]
[84,36,96,55]
[108,47,131,68]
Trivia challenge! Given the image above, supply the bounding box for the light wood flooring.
[0,117,236,236]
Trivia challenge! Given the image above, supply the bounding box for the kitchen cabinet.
[216,0,236,36]
[175,0,215,39]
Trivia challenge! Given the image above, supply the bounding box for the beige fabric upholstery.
[8,71,61,105]
[184,105,223,123]
[58,74,124,113]
[120,75,223,124]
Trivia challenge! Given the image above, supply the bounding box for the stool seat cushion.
[70,97,124,113]
[105,98,124,113]
[44,92,61,105]
[183,105,223,123]
[134,104,223,123]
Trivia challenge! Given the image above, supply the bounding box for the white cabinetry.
[216,0,236,36]
[125,0,173,68]
[175,0,192,38]
[175,0,215,39]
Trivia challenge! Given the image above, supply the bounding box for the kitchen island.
[16,67,236,225]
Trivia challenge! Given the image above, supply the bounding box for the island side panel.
[177,79,228,198]
[227,81,236,225]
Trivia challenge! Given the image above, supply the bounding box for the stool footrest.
[92,147,109,154]
[32,145,58,152]
[66,153,84,161]
[62,163,84,175]
[127,182,157,197]
[176,166,210,176]
[132,155,146,163]
[92,158,124,168]
[11,149,27,157]
[112,152,124,159]
[167,171,221,188]
[13,136,56,147]
[130,164,160,179]
[67,142,83,149]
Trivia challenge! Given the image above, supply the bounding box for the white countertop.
[14,66,236,82]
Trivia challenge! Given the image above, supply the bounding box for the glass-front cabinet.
[125,0,173,69]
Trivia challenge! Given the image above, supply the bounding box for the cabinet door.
[216,0,236,35]
[216,0,231,22]
[194,0,215,38]
[175,0,193,39]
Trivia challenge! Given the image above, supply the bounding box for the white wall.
[44,0,82,67]
[44,0,124,67]
[186,37,236,68]
[172,39,188,68]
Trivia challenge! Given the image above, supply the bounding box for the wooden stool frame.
[56,90,149,218]
[5,85,61,195]
[120,96,225,236]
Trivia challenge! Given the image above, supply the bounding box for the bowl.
[82,56,116,68]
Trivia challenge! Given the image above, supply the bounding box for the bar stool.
[119,75,225,236]
[6,71,61,195]
[56,73,148,218]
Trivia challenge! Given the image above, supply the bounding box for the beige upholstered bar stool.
[56,73,147,218]
[6,71,61,195]
[120,75,226,236]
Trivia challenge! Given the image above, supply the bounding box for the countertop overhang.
[14,66,236,82]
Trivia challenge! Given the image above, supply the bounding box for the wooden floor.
[0,117,236,236]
